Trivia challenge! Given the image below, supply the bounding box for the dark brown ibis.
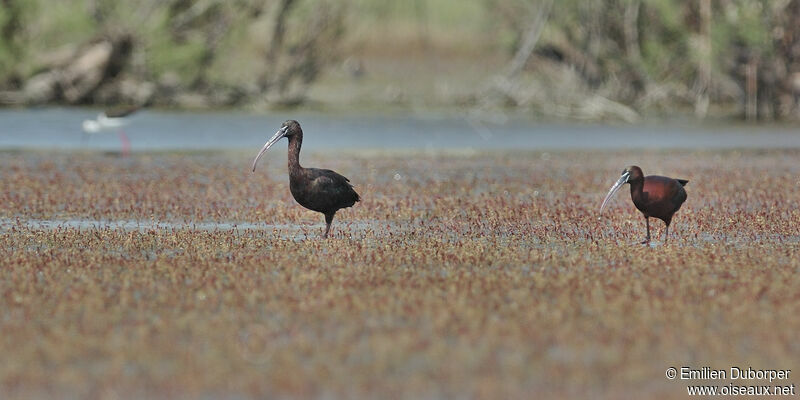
[600,166,688,243]
[251,120,360,238]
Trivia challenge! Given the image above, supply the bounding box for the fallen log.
[2,34,135,105]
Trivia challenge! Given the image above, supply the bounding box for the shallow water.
[2,108,800,151]
[0,217,294,232]
[0,217,404,241]
[4,217,797,247]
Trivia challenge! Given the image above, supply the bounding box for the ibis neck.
[629,179,644,200]
[287,134,303,173]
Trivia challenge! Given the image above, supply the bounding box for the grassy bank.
[3,1,800,120]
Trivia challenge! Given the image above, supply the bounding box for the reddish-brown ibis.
[251,120,360,238]
[600,166,688,243]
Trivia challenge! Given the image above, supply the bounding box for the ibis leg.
[664,223,670,243]
[641,217,651,244]
[323,213,334,238]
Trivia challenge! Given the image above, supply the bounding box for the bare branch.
[504,0,553,79]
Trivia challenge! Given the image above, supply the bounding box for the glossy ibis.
[600,166,688,243]
[251,120,360,238]
[81,105,140,156]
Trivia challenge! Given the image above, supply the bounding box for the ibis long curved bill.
[600,171,631,214]
[251,126,288,172]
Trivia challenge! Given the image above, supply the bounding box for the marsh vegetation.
[1,149,798,398]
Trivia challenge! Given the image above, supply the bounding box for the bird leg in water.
[323,213,334,238]
[641,217,651,244]
[119,130,131,158]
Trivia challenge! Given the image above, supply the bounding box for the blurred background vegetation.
[1,0,799,121]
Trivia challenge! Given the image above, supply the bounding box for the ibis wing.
[641,176,687,218]
[307,168,360,204]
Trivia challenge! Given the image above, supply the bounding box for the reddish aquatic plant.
[0,150,798,399]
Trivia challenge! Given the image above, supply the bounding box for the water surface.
[1,108,799,151]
